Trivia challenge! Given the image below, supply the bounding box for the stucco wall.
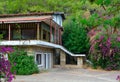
[52,15,62,26]
[18,46,54,69]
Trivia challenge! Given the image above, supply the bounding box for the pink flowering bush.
[117,75,120,82]
[0,46,15,82]
[89,34,120,70]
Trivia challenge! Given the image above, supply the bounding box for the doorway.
[44,53,52,69]
[36,53,52,69]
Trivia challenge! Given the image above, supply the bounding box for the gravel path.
[13,68,120,82]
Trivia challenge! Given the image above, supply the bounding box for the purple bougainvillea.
[89,34,120,70]
[116,75,120,82]
[117,37,120,42]
[0,47,14,82]
[0,46,14,54]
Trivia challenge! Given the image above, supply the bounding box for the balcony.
[0,22,62,45]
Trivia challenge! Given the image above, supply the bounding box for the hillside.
[0,0,99,18]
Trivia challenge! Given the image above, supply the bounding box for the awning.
[0,40,85,57]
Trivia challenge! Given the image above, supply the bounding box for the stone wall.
[17,46,54,68]
[59,50,84,68]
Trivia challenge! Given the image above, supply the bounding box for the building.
[0,12,85,69]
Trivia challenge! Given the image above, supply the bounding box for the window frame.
[0,29,9,40]
[21,28,36,40]
[35,53,43,67]
[12,28,21,40]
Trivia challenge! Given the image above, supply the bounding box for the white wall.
[52,15,63,26]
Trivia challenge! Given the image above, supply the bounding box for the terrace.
[0,15,62,45]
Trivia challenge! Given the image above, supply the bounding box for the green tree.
[62,17,90,54]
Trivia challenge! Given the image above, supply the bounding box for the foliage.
[0,0,119,71]
[62,17,90,54]
[89,34,120,70]
[0,46,14,82]
[116,75,120,81]
[0,0,100,16]
[77,0,120,70]
[9,48,39,75]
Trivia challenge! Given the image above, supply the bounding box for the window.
[21,29,36,40]
[12,29,21,40]
[41,22,50,42]
[0,29,8,40]
[43,30,47,40]
[36,54,42,65]
[12,28,36,40]
[43,29,50,41]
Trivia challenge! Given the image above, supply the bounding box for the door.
[44,53,52,69]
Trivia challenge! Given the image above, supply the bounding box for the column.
[50,20,52,42]
[37,23,40,40]
[57,28,59,44]
[59,29,62,45]
[54,25,56,44]
[8,24,11,40]
[60,50,66,67]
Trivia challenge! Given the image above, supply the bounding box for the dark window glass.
[0,29,8,40]
[12,29,21,40]
[43,30,47,40]
[47,32,50,42]
[21,29,35,40]
[36,54,42,65]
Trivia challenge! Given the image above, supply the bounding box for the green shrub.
[9,48,39,75]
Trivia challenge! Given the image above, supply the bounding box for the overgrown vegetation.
[83,0,120,70]
[9,48,39,75]
[89,33,120,70]
[61,0,120,70]
[62,17,90,54]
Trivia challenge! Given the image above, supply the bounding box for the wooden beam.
[58,28,59,44]
[60,29,62,45]
[54,25,56,44]
[50,20,52,42]
[37,23,40,40]
[8,24,11,40]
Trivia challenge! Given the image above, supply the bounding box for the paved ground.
[13,68,120,82]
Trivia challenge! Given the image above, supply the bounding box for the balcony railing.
[0,22,62,45]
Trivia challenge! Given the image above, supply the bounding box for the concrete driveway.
[13,68,120,82]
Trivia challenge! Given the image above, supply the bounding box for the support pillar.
[60,50,66,67]
[37,23,40,40]
[8,24,11,40]
[77,57,83,67]
[59,29,62,45]
[58,28,59,44]
[50,20,52,42]
[54,25,56,44]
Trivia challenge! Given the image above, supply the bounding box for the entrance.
[44,53,52,69]
[36,53,52,69]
